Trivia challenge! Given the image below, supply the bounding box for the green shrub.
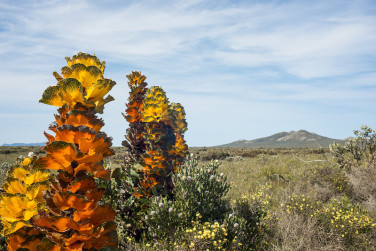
[230,197,268,250]
[140,155,232,245]
[99,165,148,247]
[330,125,376,170]
[174,155,231,222]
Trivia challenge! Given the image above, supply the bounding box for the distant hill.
[216,130,346,148]
[2,142,45,146]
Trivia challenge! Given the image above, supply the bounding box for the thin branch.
[293,153,337,166]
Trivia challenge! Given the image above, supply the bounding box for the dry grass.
[0,146,43,163]
[271,211,343,251]
[346,165,376,218]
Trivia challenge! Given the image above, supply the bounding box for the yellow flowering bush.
[179,215,233,250]
[319,197,376,249]
[246,183,272,207]
[280,194,376,249]
[281,194,321,218]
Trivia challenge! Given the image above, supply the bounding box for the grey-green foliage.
[330,125,376,170]
[142,155,231,243]
[142,195,186,243]
[174,155,231,222]
[230,198,267,250]
[0,162,11,187]
[99,163,148,248]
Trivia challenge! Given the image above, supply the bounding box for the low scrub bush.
[199,151,230,161]
[0,162,10,187]
[271,211,341,251]
[346,164,376,206]
[143,195,186,243]
[281,194,322,219]
[309,165,351,196]
[330,125,376,170]
[231,197,268,250]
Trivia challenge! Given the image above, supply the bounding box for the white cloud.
[1,0,375,76]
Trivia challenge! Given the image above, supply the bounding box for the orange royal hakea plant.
[122,72,148,164]
[31,52,118,250]
[0,156,49,250]
[123,75,188,197]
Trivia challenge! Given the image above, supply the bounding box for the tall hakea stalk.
[30,53,118,250]
[0,156,49,250]
[122,72,148,165]
[123,72,188,197]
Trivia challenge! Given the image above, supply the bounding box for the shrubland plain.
[1,132,375,250]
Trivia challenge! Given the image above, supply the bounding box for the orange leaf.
[33,214,92,234]
[54,125,95,145]
[44,132,55,144]
[41,141,78,172]
[82,230,118,249]
[72,208,95,223]
[126,107,139,117]
[53,192,95,211]
[34,156,73,174]
[83,189,104,205]
[77,134,112,154]
[88,205,115,227]
[68,176,96,193]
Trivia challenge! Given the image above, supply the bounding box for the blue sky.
[0,0,375,147]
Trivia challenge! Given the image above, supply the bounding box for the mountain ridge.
[2,142,45,146]
[216,130,345,148]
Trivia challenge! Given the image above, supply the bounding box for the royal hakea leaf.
[166,103,188,133]
[122,72,188,197]
[0,156,48,250]
[31,52,118,250]
[141,86,169,123]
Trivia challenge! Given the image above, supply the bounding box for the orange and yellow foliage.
[0,156,49,250]
[122,72,148,164]
[31,52,117,250]
[123,72,188,197]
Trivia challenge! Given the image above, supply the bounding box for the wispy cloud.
[0,0,375,146]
